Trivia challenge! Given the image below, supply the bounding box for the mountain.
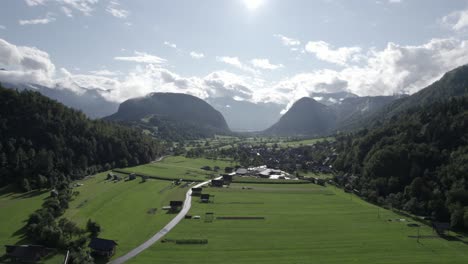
[367,65,468,124]
[0,84,163,190]
[105,92,230,140]
[310,91,358,106]
[207,97,284,132]
[264,97,336,136]
[333,95,468,230]
[335,95,405,131]
[1,82,119,118]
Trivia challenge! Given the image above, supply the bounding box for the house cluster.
[233,165,294,180]
[223,141,337,175]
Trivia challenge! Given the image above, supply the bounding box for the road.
[108,177,218,264]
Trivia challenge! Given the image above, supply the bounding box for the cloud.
[2,37,468,117]
[274,34,301,46]
[164,41,177,49]
[250,58,283,70]
[25,0,99,16]
[0,25,6,30]
[25,0,46,6]
[19,13,56,25]
[61,6,73,17]
[0,38,55,85]
[216,56,258,74]
[114,51,167,64]
[88,69,120,76]
[190,51,205,59]
[388,0,402,3]
[442,9,468,31]
[305,41,362,66]
[106,0,129,18]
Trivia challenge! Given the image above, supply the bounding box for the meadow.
[63,172,189,259]
[0,187,64,264]
[115,156,234,182]
[130,183,468,264]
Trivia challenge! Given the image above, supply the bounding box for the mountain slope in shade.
[105,92,230,140]
[355,64,468,129]
[207,97,284,132]
[1,82,119,118]
[264,97,337,136]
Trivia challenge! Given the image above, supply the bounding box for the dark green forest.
[0,85,164,191]
[333,96,468,230]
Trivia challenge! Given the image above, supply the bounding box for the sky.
[1,0,468,110]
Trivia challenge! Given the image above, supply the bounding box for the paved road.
[108,178,217,264]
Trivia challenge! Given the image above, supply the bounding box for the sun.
[243,0,264,10]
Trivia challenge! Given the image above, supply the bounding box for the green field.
[0,187,64,264]
[116,156,234,182]
[64,172,188,259]
[130,183,468,264]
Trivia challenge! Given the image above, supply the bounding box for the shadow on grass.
[12,190,49,200]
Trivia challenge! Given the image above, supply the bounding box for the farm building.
[191,187,202,196]
[432,222,450,235]
[201,194,211,203]
[170,201,184,211]
[235,168,248,175]
[222,174,233,183]
[4,245,50,263]
[88,238,118,257]
[211,179,224,187]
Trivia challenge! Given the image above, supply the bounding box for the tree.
[86,219,101,238]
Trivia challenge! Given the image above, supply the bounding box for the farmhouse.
[211,179,224,187]
[201,194,211,203]
[170,200,184,211]
[432,222,450,235]
[4,245,50,263]
[191,187,202,196]
[88,238,118,257]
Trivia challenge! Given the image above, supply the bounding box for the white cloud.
[25,0,46,6]
[442,9,468,31]
[164,41,177,49]
[19,13,56,25]
[25,0,99,16]
[61,6,73,17]
[216,56,258,74]
[274,34,301,46]
[305,41,362,66]
[2,37,468,116]
[0,25,6,30]
[388,0,402,3]
[106,1,129,18]
[89,69,120,76]
[190,51,205,59]
[250,58,283,70]
[114,51,167,64]
[0,38,55,85]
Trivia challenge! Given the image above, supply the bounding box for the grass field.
[130,183,468,264]
[116,156,234,182]
[0,187,64,264]
[64,172,189,260]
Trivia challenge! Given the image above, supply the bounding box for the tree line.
[333,96,468,230]
[0,85,165,191]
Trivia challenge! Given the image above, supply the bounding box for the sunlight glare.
[243,0,264,10]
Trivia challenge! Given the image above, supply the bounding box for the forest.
[0,85,165,191]
[333,96,468,230]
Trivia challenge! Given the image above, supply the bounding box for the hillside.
[364,65,468,126]
[334,95,468,230]
[0,84,163,190]
[264,97,336,136]
[2,82,119,118]
[105,93,230,140]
